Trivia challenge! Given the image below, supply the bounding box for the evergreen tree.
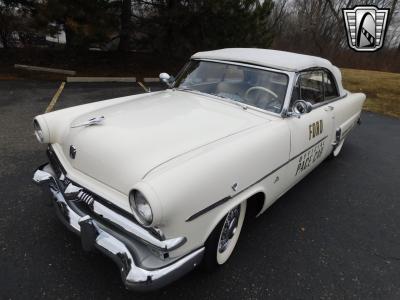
[34,0,118,49]
[133,0,276,58]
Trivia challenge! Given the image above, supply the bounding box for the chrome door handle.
[324,105,334,111]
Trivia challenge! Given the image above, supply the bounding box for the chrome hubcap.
[218,205,241,253]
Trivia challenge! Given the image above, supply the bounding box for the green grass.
[342,68,400,118]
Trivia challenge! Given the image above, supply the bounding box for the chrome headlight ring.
[33,119,44,143]
[33,116,50,144]
[129,190,154,227]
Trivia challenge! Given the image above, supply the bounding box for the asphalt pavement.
[0,80,399,299]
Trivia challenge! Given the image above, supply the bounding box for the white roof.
[191,48,345,96]
[192,48,334,72]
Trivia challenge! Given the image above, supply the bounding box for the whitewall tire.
[203,201,247,269]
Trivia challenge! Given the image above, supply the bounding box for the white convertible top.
[191,48,345,96]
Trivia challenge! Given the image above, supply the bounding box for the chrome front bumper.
[33,163,204,291]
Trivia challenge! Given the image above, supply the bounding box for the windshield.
[174,60,289,113]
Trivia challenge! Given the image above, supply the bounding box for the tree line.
[0,0,399,70]
[0,0,279,56]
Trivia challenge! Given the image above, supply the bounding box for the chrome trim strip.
[311,94,347,109]
[186,135,329,222]
[186,196,231,222]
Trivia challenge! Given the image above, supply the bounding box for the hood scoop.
[71,116,105,128]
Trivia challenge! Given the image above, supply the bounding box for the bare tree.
[0,1,17,48]
[118,0,132,51]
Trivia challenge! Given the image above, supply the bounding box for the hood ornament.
[71,116,105,128]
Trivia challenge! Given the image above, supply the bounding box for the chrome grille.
[77,190,95,207]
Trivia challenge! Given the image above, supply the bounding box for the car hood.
[59,90,268,194]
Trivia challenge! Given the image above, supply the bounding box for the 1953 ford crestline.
[32,48,365,291]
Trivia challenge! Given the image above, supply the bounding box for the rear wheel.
[203,201,246,270]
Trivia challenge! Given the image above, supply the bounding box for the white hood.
[58,90,268,194]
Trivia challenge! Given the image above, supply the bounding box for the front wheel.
[203,201,246,270]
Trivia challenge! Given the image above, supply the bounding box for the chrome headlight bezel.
[129,190,153,227]
[33,119,44,143]
[33,116,50,144]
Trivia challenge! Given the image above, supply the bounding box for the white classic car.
[33,48,365,291]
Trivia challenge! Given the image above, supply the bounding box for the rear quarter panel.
[333,92,366,139]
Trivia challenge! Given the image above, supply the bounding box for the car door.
[326,72,364,146]
[285,70,335,182]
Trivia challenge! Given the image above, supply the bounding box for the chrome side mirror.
[159,72,174,87]
[284,100,313,118]
[293,100,312,114]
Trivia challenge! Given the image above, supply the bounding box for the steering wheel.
[244,86,278,100]
[243,86,280,111]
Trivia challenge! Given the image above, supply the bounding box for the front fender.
[197,185,266,247]
[144,119,290,258]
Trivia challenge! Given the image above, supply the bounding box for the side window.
[298,71,324,104]
[323,71,339,100]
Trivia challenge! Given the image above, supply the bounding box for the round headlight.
[129,190,153,226]
[33,119,44,143]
